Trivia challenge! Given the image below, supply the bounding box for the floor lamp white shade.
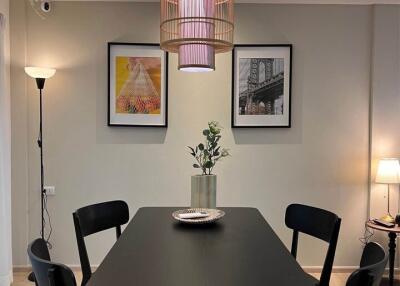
[24,66,56,79]
[0,13,13,286]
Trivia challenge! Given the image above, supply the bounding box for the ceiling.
[59,0,400,4]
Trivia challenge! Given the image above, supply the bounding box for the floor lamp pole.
[39,87,44,240]
[24,67,56,283]
[28,78,46,282]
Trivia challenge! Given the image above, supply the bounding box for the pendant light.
[161,0,234,72]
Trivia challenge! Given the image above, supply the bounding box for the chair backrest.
[28,238,76,286]
[346,242,388,286]
[73,200,129,286]
[285,203,341,286]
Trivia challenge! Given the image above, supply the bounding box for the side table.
[367,220,400,286]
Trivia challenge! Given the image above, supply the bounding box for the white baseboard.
[303,266,400,274]
[303,266,358,273]
[13,264,98,272]
[12,266,30,272]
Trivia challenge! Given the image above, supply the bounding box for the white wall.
[370,5,400,219]
[0,0,12,284]
[10,0,29,268]
[369,4,400,263]
[11,1,372,268]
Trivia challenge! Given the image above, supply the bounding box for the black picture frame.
[231,44,292,128]
[108,42,168,127]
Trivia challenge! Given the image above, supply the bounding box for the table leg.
[389,232,397,286]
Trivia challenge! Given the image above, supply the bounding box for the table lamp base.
[380,213,395,223]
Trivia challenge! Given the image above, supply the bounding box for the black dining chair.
[346,242,388,286]
[73,200,129,286]
[28,238,77,286]
[285,203,341,286]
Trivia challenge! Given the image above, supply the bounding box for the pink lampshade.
[179,44,215,72]
[160,0,234,72]
[178,0,215,71]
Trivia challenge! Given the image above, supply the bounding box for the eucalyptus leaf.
[198,143,204,150]
[193,164,200,168]
[204,161,214,168]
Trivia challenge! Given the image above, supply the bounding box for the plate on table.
[172,208,225,224]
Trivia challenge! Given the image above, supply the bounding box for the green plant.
[188,121,230,175]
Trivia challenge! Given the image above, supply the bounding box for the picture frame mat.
[232,45,292,127]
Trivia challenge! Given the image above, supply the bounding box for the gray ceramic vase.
[191,175,216,209]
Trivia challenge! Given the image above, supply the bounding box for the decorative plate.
[172,208,225,224]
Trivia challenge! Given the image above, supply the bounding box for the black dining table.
[87,207,317,286]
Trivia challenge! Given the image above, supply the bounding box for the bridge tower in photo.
[248,58,274,90]
[246,59,274,114]
[240,58,284,115]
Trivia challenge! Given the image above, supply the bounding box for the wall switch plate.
[44,186,55,196]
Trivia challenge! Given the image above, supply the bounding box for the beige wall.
[0,0,12,282]
[0,0,9,67]
[370,5,400,219]
[11,1,373,267]
[10,0,29,267]
[369,5,400,262]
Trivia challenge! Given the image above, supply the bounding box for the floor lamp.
[24,66,56,281]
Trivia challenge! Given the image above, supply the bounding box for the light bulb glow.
[179,67,214,72]
[24,67,56,79]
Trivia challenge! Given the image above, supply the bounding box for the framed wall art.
[108,42,168,127]
[232,44,292,128]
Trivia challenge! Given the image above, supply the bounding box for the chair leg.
[291,231,298,258]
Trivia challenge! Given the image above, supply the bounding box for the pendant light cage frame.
[160,0,234,54]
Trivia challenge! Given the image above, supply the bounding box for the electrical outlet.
[44,186,55,196]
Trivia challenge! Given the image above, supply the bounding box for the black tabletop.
[87,207,316,286]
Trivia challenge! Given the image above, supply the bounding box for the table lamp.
[24,66,56,282]
[376,158,400,223]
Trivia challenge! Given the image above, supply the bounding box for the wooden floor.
[12,271,351,286]
[12,271,83,286]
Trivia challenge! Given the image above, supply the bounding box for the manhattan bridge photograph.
[238,58,284,115]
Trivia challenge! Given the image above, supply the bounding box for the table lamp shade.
[376,158,400,184]
[24,67,56,79]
